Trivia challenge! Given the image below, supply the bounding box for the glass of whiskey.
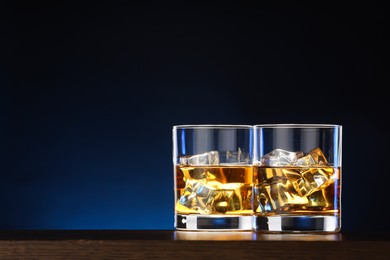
[253,124,342,232]
[173,125,254,231]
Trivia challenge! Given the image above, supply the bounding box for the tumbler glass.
[173,125,253,231]
[253,124,342,232]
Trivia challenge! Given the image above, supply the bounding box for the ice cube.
[295,168,334,197]
[295,148,328,166]
[206,190,234,214]
[256,168,286,185]
[260,149,304,166]
[178,178,244,214]
[187,151,220,165]
[295,154,316,167]
[204,182,244,214]
[179,156,189,165]
[254,182,308,214]
[309,148,328,165]
[179,178,215,213]
[189,168,208,179]
[254,186,274,213]
[271,182,308,208]
[307,189,329,208]
[282,168,302,182]
[226,148,250,164]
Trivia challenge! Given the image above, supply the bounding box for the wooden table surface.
[1,230,389,259]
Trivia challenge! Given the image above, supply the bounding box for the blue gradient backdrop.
[2,3,387,231]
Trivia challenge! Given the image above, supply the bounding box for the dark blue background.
[1,2,388,231]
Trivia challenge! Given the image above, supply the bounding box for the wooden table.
[1,230,389,259]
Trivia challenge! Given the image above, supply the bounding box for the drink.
[253,166,340,215]
[175,165,253,215]
[253,124,342,232]
[173,125,254,231]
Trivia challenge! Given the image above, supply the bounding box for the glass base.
[175,214,253,231]
[254,215,340,233]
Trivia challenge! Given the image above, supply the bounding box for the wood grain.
[0,231,389,259]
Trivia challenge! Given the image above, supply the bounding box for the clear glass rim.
[254,124,342,128]
[173,124,253,130]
